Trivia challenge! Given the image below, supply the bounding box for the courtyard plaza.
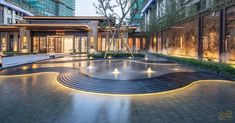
[0,54,234,123]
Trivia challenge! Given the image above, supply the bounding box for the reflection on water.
[79,60,193,80]
[17,59,193,80]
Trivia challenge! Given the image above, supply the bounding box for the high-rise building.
[0,1,33,24]
[142,0,235,64]
[5,0,75,16]
[130,0,144,26]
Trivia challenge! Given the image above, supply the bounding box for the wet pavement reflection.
[0,73,235,123]
[0,56,235,123]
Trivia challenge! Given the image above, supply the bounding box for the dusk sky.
[75,0,99,16]
[75,0,122,16]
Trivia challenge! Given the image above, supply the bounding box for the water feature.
[79,60,188,80]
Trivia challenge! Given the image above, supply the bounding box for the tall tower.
[5,0,75,16]
[130,0,145,26]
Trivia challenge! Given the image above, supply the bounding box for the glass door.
[74,36,80,53]
[47,37,63,53]
[55,37,62,53]
[74,36,88,53]
[47,37,55,53]
[81,36,88,53]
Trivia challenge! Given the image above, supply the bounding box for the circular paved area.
[0,57,233,94]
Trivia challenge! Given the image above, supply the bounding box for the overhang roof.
[23,16,107,21]
[0,24,91,31]
[0,25,19,31]
[141,0,156,15]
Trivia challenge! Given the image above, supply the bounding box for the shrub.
[151,53,235,76]
[88,52,145,58]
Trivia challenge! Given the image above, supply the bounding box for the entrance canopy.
[0,24,91,32]
[17,24,91,31]
[0,16,108,32]
[0,26,19,32]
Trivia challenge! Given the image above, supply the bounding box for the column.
[140,37,143,51]
[88,21,99,53]
[219,8,226,63]
[13,32,18,51]
[133,37,136,52]
[19,27,31,53]
[198,16,203,60]
[1,32,7,52]
[105,32,110,51]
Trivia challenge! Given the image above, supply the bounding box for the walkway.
[2,53,66,68]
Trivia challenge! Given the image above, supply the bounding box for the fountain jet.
[87,65,94,69]
[112,68,120,74]
[146,67,154,73]
[145,56,149,61]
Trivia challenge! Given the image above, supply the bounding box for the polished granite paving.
[0,56,235,123]
[0,73,234,123]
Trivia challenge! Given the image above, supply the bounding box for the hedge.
[151,53,235,77]
[88,52,145,58]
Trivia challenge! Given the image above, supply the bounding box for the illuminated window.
[102,38,106,51]
[136,38,140,50]
[226,6,235,64]
[128,38,133,49]
[203,11,220,61]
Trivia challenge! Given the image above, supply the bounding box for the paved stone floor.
[0,73,234,123]
[0,55,234,123]
[2,53,66,68]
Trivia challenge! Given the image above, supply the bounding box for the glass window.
[136,38,141,50]
[39,37,47,53]
[98,34,102,51]
[159,18,198,58]
[128,38,133,49]
[226,6,235,64]
[7,8,12,14]
[7,18,12,24]
[202,11,220,61]
[0,6,3,23]
[102,38,106,51]
[157,33,161,52]
[33,37,39,53]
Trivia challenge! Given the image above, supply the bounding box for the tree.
[94,0,139,58]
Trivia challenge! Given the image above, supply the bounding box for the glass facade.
[202,11,220,61]
[130,0,144,25]
[146,1,235,64]
[153,18,198,58]
[226,6,235,64]
[97,32,146,52]
[5,0,75,16]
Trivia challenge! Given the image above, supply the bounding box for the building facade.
[0,1,33,24]
[0,16,146,54]
[5,0,75,16]
[142,0,235,65]
[130,0,145,26]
